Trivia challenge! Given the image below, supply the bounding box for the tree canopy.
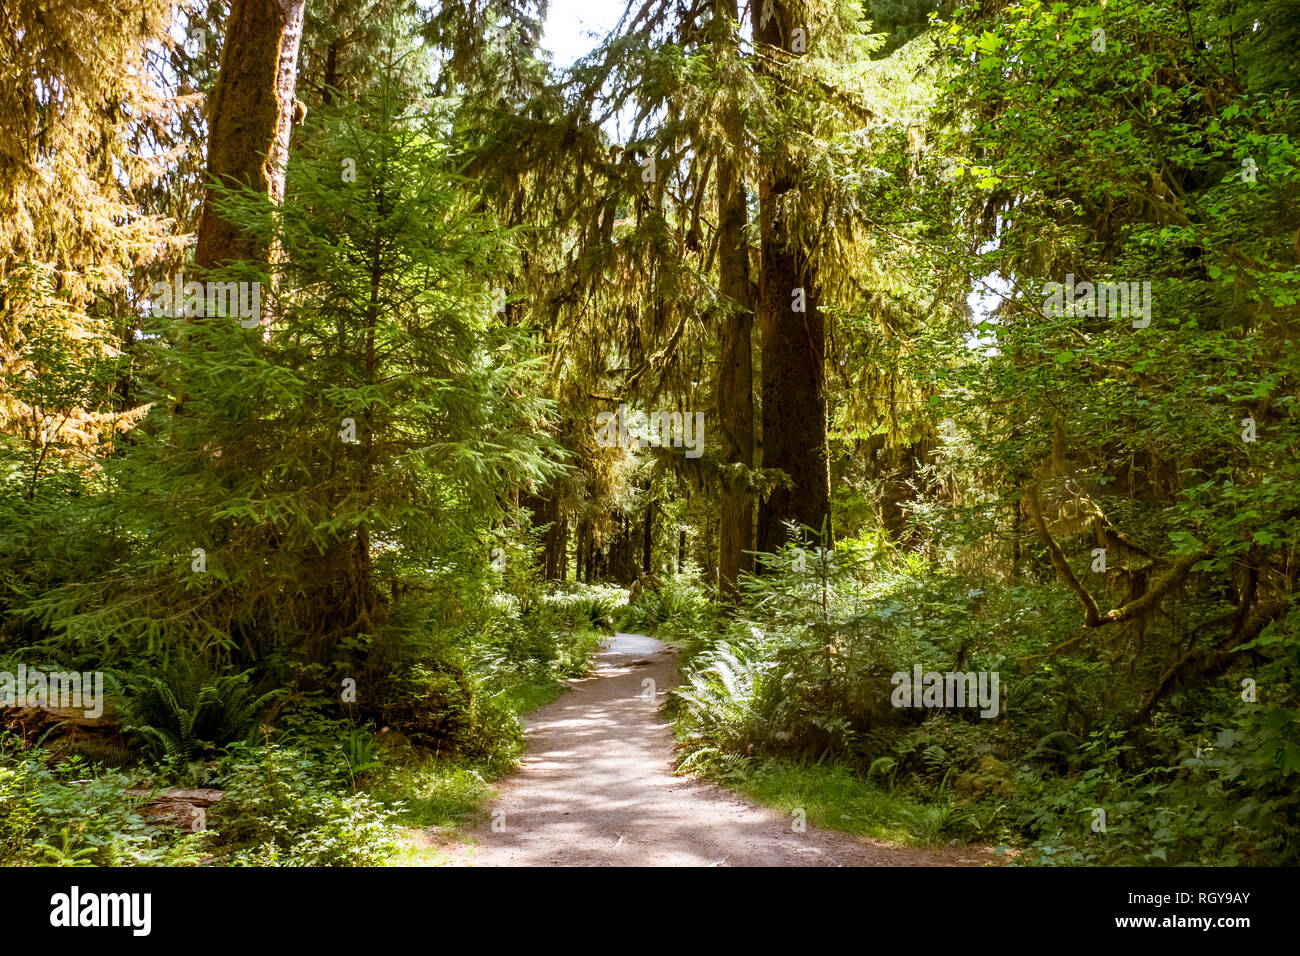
[1,0,1297,872]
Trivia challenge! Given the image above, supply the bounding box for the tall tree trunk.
[868,435,926,547]
[556,515,566,582]
[642,499,655,574]
[754,0,831,557]
[577,520,590,583]
[713,0,756,597]
[520,489,566,581]
[195,0,307,269]
[618,512,632,584]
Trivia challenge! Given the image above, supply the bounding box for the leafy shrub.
[452,691,524,775]
[211,744,400,867]
[373,659,474,748]
[545,584,620,633]
[616,574,711,644]
[550,628,605,679]
[1015,698,1300,866]
[0,733,204,865]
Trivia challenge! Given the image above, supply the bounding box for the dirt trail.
[443,633,994,866]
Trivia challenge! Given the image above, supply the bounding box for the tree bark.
[713,0,756,596]
[520,489,567,581]
[195,0,307,269]
[557,515,568,582]
[577,520,591,583]
[642,499,655,574]
[753,0,831,557]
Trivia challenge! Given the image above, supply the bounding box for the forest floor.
[426,633,998,866]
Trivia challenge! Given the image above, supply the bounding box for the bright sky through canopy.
[542,0,626,66]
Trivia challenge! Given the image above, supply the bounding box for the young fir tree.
[27,77,565,719]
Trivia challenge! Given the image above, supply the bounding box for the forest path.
[439,632,995,866]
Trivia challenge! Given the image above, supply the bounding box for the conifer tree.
[26,78,563,703]
[0,0,178,467]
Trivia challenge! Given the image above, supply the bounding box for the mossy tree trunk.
[195,0,307,269]
[713,0,757,597]
[753,0,831,557]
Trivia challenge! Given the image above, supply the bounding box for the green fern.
[108,659,282,763]
[51,738,136,769]
[672,641,768,759]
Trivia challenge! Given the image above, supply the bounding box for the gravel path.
[444,633,996,866]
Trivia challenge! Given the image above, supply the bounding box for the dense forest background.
[1,0,1298,867]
